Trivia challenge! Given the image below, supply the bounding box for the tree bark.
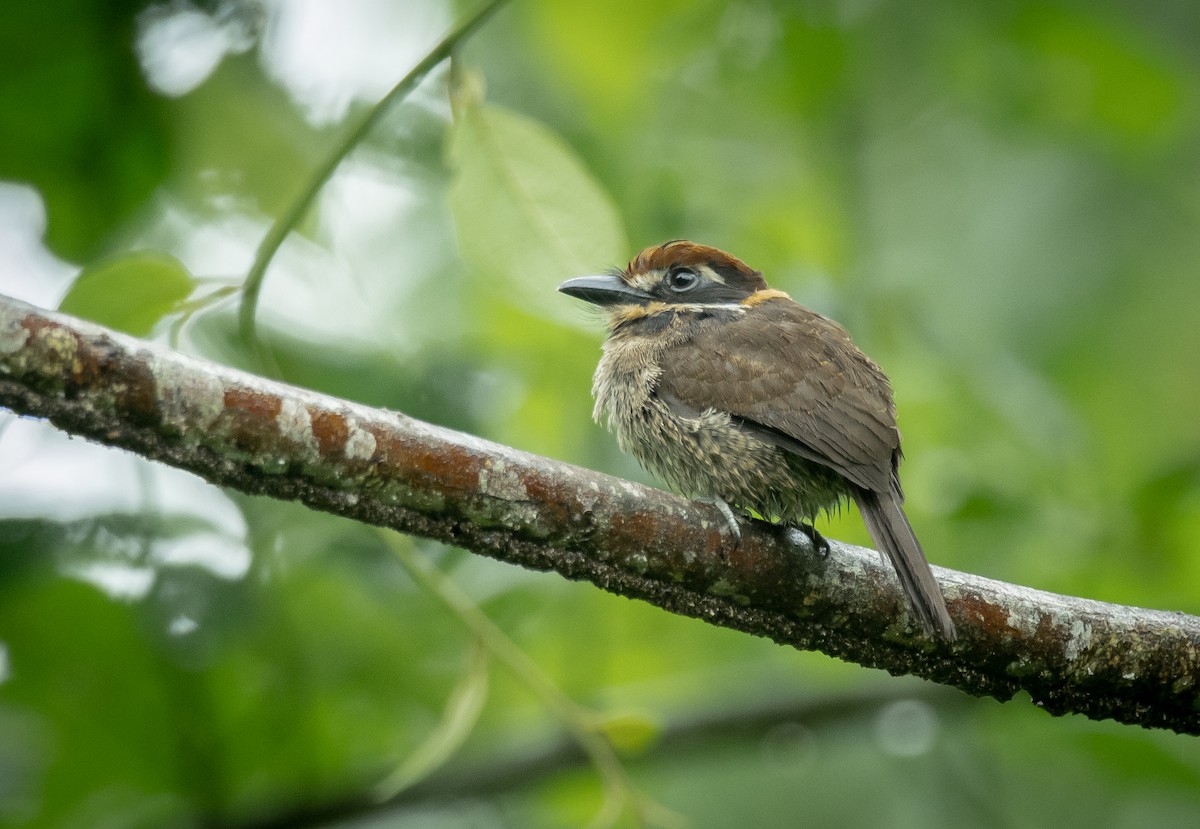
[2,292,1197,734]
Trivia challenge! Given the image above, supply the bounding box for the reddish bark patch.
[374,432,482,493]
[222,386,283,451]
[112,353,161,428]
[959,589,1020,636]
[311,409,349,457]
[224,386,282,420]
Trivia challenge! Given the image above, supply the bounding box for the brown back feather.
[655,298,900,493]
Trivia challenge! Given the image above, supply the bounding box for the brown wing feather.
[656,299,900,493]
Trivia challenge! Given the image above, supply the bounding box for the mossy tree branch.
[2,292,1198,734]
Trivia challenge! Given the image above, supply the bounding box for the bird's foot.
[794,522,831,557]
[699,496,742,546]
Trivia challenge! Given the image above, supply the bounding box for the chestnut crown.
[558,241,769,307]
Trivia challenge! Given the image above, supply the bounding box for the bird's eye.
[665,268,699,292]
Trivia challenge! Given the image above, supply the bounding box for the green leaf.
[60,251,195,336]
[448,103,628,324]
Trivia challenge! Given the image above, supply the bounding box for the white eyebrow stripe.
[696,264,725,285]
[672,302,746,313]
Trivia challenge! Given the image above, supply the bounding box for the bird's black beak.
[557,274,654,306]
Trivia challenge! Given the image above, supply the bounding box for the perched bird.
[558,240,955,641]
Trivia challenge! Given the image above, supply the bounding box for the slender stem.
[237,0,511,346]
[385,534,654,828]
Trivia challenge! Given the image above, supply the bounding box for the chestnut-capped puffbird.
[559,240,955,641]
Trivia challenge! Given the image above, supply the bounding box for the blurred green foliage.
[2,0,1200,827]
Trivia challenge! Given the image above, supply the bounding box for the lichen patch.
[0,307,30,357]
[478,458,528,501]
[277,398,319,456]
[154,354,226,432]
[345,419,377,461]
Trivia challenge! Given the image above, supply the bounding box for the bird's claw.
[701,497,742,547]
[796,522,830,557]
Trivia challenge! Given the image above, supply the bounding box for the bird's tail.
[852,488,956,641]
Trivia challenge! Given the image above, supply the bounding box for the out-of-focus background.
[2,1,1200,826]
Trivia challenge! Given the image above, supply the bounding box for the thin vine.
[236,0,511,351]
